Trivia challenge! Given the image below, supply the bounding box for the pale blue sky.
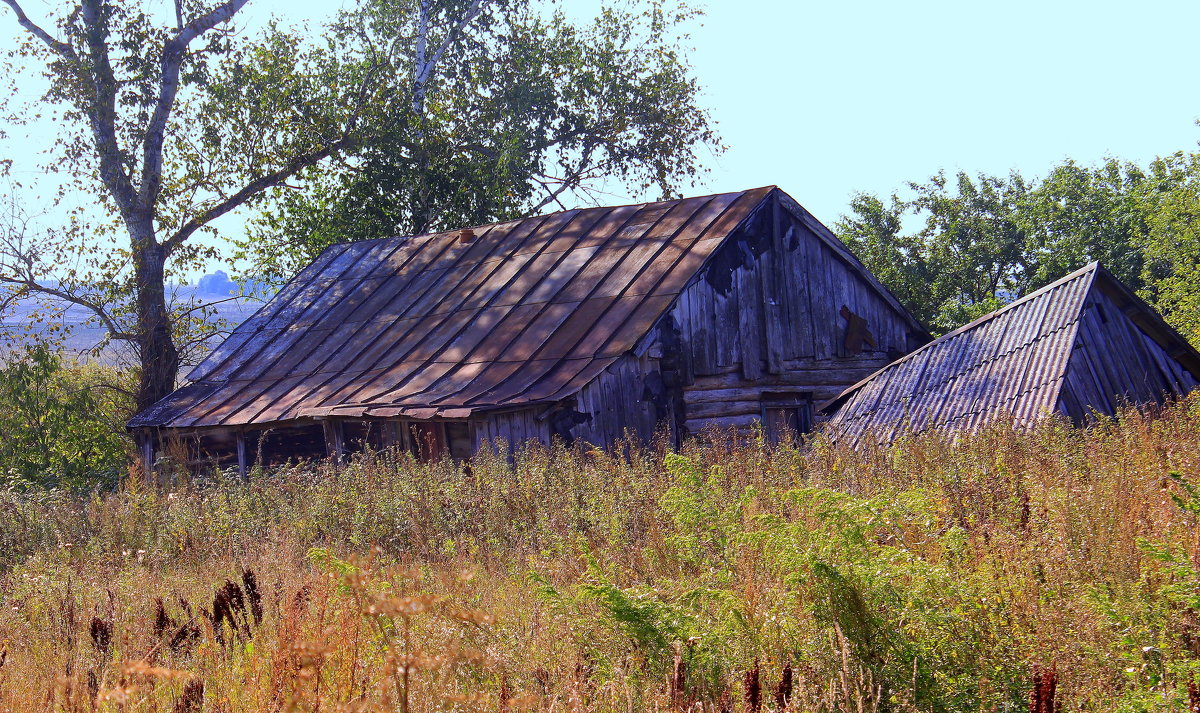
[3,0,1199,259]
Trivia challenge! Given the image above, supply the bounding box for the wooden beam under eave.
[323,419,345,467]
[235,430,249,481]
[139,429,156,483]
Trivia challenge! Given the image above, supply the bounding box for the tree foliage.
[836,151,1200,340]
[242,0,720,278]
[1138,152,1200,343]
[0,345,130,488]
[0,0,377,409]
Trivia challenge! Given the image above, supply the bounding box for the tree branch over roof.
[0,0,76,57]
[164,135,359,251]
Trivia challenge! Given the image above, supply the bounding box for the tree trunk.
[131,222,179,411]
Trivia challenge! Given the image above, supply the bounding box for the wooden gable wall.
[1058,287,1200,422]
[660,193,925,435]
[534,191,928,446]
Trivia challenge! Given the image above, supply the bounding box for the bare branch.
[163,136,358,251]
[0,276,135,342]
[0,0,76,58]
[177,328,230,351]
[139,0,251,209]
[527,145,600,214]
[531,176,570,212]
[175,294,256,317]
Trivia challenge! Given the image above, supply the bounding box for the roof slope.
[821,263,1200,443]
[133,188,781,429]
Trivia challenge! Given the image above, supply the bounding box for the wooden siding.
[661,195,921,436]
[565,352,664,448]
[472,408,551,452]
[1058,289,1200,421]
[552,193,927,442]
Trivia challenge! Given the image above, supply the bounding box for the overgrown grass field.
[2,397,1200,712]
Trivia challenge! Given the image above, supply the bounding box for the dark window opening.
[167,430,238,470]
[341,420,388,454]
[762,392,813,444]
[250,423,328,466]
[445,421,474,460]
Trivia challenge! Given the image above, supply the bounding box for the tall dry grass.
[1,395,1199,711]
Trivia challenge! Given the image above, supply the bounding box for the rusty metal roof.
[821,263,1095,443]
[132,187,785,429]
[821,262,1200,444]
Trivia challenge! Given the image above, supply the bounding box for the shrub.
[0,344,130,489]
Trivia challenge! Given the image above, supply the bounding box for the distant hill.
[0,271,274,365]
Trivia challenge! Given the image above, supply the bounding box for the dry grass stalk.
[242,568,264,627]
[1028,663,1058,713]
[774,662,792,711]
[0,397,1197,710]
[89,616,112,657]
[669,642,686,711]
[499,673,512,713]
[172,678,204,713]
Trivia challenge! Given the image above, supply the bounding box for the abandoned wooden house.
[128,186,930,472]
[820,262,1200,444]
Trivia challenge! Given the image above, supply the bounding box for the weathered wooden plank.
[696,277,718,375]
[685,400,761,420]
[713,269,739,367]
[760,200,785,374]
[736,240,764,380]
[323,420,345,466]
[794,226,819,359]
[686,413,761,430]
[236,432,248,481]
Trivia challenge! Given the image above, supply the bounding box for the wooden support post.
[235,430,249,481]
[140,430,156,482]
[323,419,345,466]
[397,420,413,454]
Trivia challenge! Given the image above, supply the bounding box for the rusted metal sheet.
[822,263,1200,443]
[130,187,778,429]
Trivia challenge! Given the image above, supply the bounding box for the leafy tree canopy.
[242,0,720,279]
[837,150,1200,341]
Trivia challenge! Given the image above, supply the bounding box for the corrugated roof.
[821,263,1102,443]
[133,187,784,429]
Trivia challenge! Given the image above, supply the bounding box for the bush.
[0,344,130,489]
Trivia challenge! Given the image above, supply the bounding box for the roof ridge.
[317,187,779,249]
